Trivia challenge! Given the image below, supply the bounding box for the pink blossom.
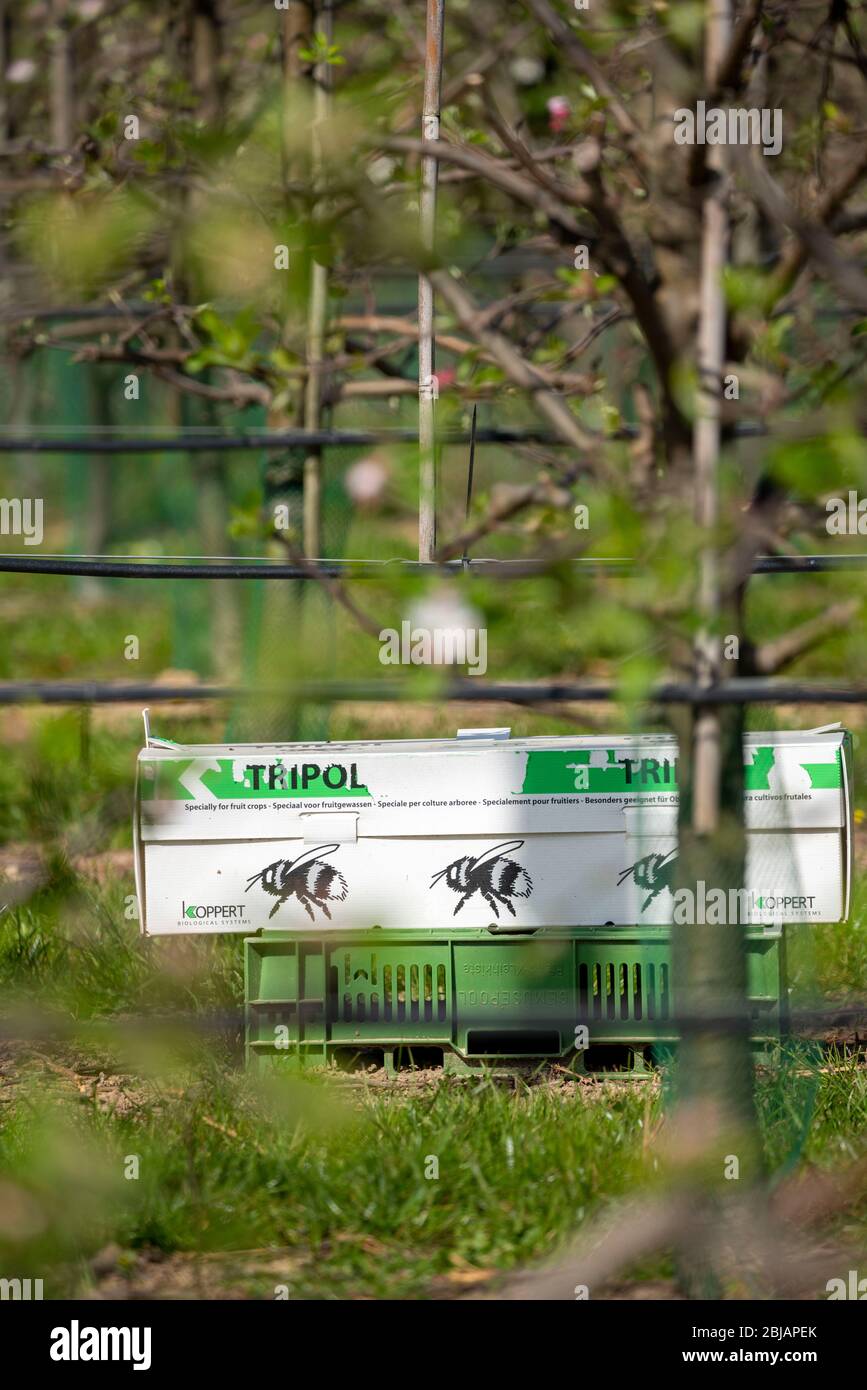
[344,457,389,506]
[547,96,571,134]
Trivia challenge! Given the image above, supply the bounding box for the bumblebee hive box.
[134,726,852,935]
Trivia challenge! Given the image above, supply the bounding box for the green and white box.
[134,725,852,934]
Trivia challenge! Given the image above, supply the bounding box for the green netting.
[226,439,354,742]
[7,342,355,742]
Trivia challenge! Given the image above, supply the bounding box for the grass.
[1,1025,865,1299]
[0,880,244,1020]
[1,859,866,1300]
[1,1043,655,1298]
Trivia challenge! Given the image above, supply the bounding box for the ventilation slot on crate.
[578,958,670,1024]
[647,962,670,1021]
[466,1030,561,1056]
[378,961,447,1024]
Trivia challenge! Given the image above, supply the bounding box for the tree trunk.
[0,2,10,144]
[191,0,223,127]
[249,2,316,740]
[672,0,762,1297]
[193,440,243,681]
[187,0,242,682]
[50,0,74,150]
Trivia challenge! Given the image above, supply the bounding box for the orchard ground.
[1,689,866,1299]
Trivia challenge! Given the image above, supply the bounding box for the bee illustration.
[617,849,678,911]
[430,839,533,918]
[245,843,348,922]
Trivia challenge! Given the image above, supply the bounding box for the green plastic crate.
[245,927,788,1073]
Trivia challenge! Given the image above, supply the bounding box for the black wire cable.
[0,422,772,452]
[0,555,624,579]
[0,678,865,705]
[0,554,864,578]
[0,427,558,453]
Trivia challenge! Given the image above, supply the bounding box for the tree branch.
[435,474,584,563]
[381,134,596,242]
[430,268,600,453]
[274,535,382,638]
[385,134,683,440]
[520,0,638,141]
[750,599,859,675]
[763,145,867,303]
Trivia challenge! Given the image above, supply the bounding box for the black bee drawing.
[245,843,348,922]
[430,839,533,918]
[617,849,678,911]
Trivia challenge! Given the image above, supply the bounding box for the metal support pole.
[418,0,445,562]
[303,0,333,559]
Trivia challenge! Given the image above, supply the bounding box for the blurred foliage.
[2,0,867,1301]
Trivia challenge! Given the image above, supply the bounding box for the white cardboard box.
[134,726,852,934]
